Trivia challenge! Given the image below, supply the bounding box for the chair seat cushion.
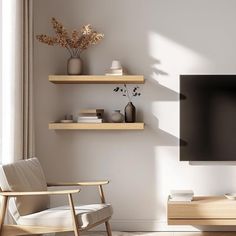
[17,204,113,229]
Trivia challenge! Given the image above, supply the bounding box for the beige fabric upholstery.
[0,158,49,217]
[0,158,113,231]
[18,204,113,228]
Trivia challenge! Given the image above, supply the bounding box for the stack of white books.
[105,60,127,76]
[77,109,104,123]
[105,68,127,76]
[169,190,194,202]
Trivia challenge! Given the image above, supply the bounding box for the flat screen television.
[180,75,236,161]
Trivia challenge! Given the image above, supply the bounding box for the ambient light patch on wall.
[148,32,210,85]
[148,32,209,137]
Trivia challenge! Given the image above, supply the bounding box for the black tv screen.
[180,75,236,161]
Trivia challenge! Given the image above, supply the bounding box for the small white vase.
[67,57,82,75]
[111,110,124,123]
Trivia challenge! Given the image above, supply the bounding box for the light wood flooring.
[84,232,236,236]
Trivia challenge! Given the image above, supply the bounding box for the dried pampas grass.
[36,17,104,57]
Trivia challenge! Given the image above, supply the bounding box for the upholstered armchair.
[0,158,113,236]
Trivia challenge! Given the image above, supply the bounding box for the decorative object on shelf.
[125,102,136,123]
[60,114,74,123]
[113,85,141,123]
[111,110,124,123]
[60,119,74,123]
[111,60,121,69]
[67,56,83,75]
[36,17,104,75]
[169,190,194,202]
[77,109,104,123]
[106,60,127,76]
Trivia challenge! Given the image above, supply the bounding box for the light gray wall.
[34,0,236,232]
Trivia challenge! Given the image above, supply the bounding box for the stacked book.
[105,67,127,76]
[169,190,194,202]
[77,109,104,123]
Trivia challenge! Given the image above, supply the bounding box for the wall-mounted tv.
[180,75,236,161]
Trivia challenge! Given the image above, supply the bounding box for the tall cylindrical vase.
[67,56,82,75]
[125,102,136,123]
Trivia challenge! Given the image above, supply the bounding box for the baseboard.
[108,219,236,231]
[55,220,236,235]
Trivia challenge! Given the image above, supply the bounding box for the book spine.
[79,109,104,113]
[105,73,124,76]
[169,197,193,201]
[77,116,100,120]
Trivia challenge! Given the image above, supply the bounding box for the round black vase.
[125,102,136,123]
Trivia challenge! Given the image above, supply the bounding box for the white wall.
[34,0,236,232]
[0,0,2,156]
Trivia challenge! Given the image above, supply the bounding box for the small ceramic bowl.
[60,120,74,123]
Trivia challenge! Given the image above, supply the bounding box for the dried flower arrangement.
[36,17,104,57]
[113,85,141,102]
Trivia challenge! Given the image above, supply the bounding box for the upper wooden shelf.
[49,75,144,84]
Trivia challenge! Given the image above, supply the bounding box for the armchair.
[0,158,113,236]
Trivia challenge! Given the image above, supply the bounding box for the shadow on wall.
[34,0,236,231]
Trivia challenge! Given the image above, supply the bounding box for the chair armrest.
[47,180,109,187]
[0,189,80,197]
[47,181,109,204]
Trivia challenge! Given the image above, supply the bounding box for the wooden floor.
[84,232,236,236]
[173,233,236,236]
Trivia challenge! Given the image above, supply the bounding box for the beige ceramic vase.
[67,56,82,75]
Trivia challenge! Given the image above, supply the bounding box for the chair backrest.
[0,158,49,219]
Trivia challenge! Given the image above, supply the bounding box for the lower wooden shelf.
[168,196,236,226]
[49,122,144,130]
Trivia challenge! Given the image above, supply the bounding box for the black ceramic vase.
[125,102,136,123]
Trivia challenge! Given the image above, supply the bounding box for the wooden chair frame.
[0,181,112,236]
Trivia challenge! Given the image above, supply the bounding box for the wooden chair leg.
[0,196,8,235]
[73,228,80,236]
[98,186,112,236]
[105,221,112,236]
[68,194,80,236]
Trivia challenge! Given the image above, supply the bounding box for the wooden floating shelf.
[168,196,236,226]
[49,75,144,84]
[49,122,144,130]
